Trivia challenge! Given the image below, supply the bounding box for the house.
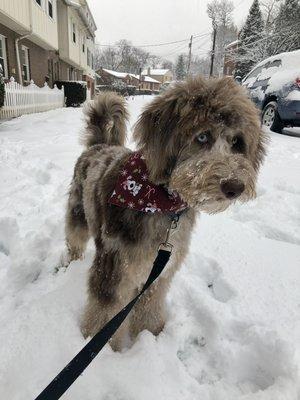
[57,0,97,95]
[96,68,131,85]
[142,68,173,84]
[0,0,59,87]
[129,74,160,91]
[96,68,161,92]
[0,0,97,94]
[223,40,240,76]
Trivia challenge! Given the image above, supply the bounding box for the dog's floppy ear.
[133,95,182,184]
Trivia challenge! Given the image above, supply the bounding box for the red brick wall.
[83,74,95,97]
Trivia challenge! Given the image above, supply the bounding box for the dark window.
[82,43,85,53]
[21,46,30,81]
[267,60,281,68]
[48,1,53,18]
[72,23,76,43]
[87,48,91,67]
[36,0,41,6]
[0,35,8,77]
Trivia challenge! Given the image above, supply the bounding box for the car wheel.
[262,101,284,133]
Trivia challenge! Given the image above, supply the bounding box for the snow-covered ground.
[0,97,300,400]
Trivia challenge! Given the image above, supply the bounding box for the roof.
[225,39,240,49]
[129,74,160,83]
[102,69,129,78]
[142,69,170,76]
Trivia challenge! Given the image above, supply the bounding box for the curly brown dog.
[65,76,267,350]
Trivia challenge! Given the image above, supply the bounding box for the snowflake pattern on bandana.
[108,152,188,214]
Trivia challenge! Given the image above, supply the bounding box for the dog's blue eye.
[197,133,209,143]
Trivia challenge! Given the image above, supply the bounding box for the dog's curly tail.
[82,92,129,148]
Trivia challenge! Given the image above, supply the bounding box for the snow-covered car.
[242,50,300,133]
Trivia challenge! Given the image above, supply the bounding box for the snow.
[286,90,300,101]
[142,68,170,76]
[225,39,240,49]
[129,73,160,83]
[243,50,300,94]
[0,98,300,400]
[103,69,129,79]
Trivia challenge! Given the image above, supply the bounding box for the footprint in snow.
[208,276,236,303]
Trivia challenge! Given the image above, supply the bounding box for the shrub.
[54,80,87,107]
[95,83,136,96]
[0,65,5,108]
[134,89,155,95]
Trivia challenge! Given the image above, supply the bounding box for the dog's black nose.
[220,180,245,199]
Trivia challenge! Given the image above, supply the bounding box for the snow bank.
[0,99,300,399]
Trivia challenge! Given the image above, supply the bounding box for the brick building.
[0,0,97,95]
[223,40,240,77]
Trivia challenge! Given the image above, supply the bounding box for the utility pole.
[187,35,193,76]
[209,25,217,77]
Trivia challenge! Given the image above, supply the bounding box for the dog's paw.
[54,249,71,273]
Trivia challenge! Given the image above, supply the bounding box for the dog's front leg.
[81,240,134,351]
[81,292,131,351]
[130,277,169,339]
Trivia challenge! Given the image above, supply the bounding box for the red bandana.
[109,152,188,214]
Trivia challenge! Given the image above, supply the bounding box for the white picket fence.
[0,77,65,119]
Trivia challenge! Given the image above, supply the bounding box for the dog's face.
[134,76,267,214]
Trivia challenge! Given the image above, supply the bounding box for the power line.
[160,34,211,57]
[95,31,211,49]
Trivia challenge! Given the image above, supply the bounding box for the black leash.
[34,215,179,400]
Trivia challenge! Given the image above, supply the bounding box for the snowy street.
[0,97,300,399]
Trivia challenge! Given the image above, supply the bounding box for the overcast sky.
[88,0,254,61]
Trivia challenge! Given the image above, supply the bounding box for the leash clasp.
[158,214,179,253]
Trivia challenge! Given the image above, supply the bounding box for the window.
[87,48,91,67]
[53,61,59,81]
[68,67,75,81]
[35,0,42,6]
[244,65,265,81]
[21,45,30,81]
[268,60,281,68]
[72,23,76,43]
[0,35,8,78]
[48,0,53,18]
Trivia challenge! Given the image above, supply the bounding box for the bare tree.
[94,40,151,74]
[207,0,237,76]
[161,59,174,71]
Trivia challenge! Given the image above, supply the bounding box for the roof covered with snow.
[129,74,160,83]
[102,69,129,78]
[225,39,240,49]
[142,69,170,76]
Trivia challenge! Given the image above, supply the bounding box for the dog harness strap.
[34,243,174,399]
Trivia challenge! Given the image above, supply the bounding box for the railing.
[0,77,65,119]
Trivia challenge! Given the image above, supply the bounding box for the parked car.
[242,50,300,133]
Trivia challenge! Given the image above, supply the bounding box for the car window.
[256,59,282,80]
[268,59,282,68]
[243,63,269,84]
